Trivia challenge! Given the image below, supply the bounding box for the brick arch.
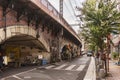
[0,25,50,52]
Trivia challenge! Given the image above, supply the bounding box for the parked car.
[87,51,93,56]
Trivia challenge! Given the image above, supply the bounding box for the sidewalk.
[105,60,120,80]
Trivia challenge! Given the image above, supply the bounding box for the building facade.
[0,0,82,67]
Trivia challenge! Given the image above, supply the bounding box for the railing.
[30,0,80,42]
[40,0,76,33]
[40,0,60,18]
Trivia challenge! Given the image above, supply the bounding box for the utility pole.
[59,0,63,61]
[59,0,63,35]
[59,0,63,16]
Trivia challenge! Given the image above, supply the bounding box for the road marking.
[16,68,36,75]
[12,75,23,80]
[45,65,55,69]
[54,64,67,69]
[1,68,36,80]
[65,65,76,70]
[76,65,85,71]
[24,76,32,79]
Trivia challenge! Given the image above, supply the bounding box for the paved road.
[0,55,91,80]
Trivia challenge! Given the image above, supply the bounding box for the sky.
[48,0,86,33]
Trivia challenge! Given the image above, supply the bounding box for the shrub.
[112,52,119,60]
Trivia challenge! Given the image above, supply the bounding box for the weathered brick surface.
[0,6,51,48]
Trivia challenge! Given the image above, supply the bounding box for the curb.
[84,57,96,80]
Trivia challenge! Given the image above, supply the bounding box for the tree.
[78,0,120,74]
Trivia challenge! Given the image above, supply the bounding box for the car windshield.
[88,51,93,53]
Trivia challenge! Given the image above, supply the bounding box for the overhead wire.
[74,0,78,6]
[68,0,81,27]
[68,0,77,17]
[63,0,76,21]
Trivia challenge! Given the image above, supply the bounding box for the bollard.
[99,69,105,79]
[96,65,100,74]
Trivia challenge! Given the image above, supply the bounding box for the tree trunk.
[104,58,107,75]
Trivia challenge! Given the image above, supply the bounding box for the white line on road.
[24,76,32,79]
[65,65,76,70]
[1,68,36,80]
[12,75,23,80]
[16,68,36,76]
[45,65,55,69]
[76,65,85,71]
[54,64,67,69]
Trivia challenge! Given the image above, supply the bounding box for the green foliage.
[78,0,120,51]
[112,52,119,59]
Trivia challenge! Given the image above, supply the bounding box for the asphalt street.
[0,55,91,80]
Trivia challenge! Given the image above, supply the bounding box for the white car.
[87,52,93,56]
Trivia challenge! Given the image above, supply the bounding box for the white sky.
[48,0,85,33]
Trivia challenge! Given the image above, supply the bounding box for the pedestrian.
[0,52,3,72]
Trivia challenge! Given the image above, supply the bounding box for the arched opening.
[0,34,47,67]
[61,44,79,60]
